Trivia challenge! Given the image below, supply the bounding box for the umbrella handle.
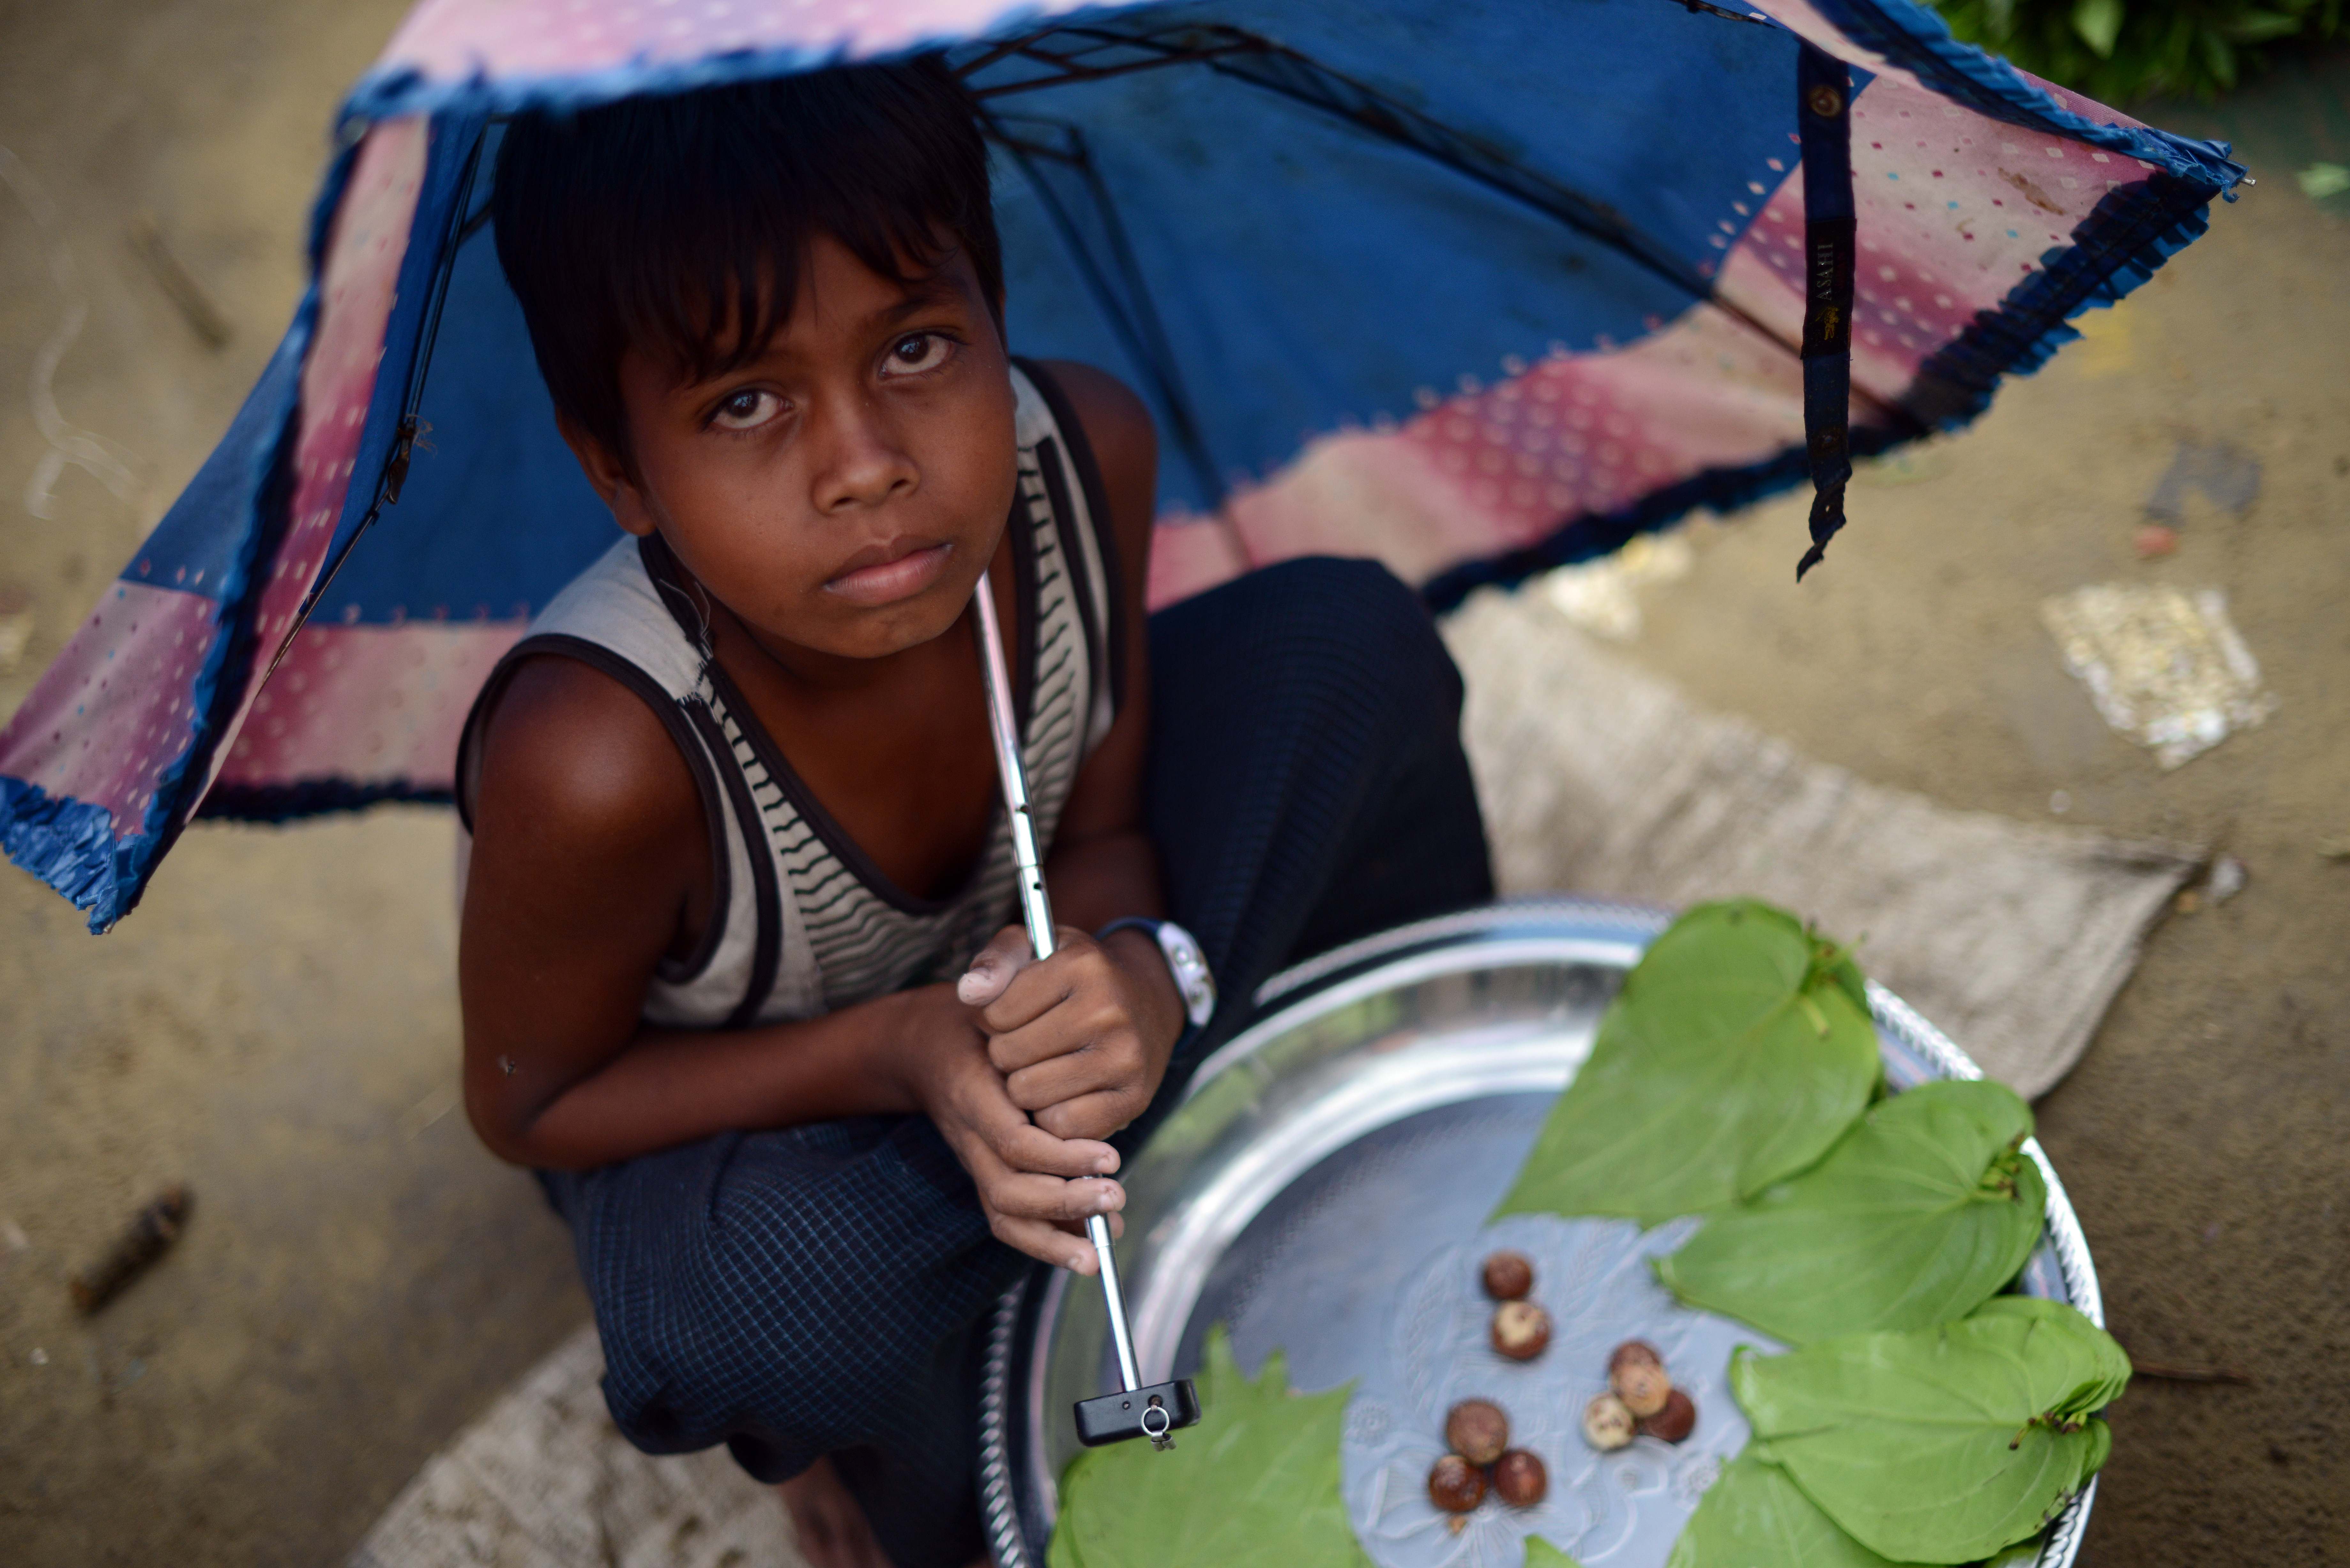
[970,572,1147,1399]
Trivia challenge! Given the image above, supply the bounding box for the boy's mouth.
[823,539,953,606]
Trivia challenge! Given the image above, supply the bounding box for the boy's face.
[569,233,1019,664]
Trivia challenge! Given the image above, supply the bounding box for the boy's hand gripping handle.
[970,573,1197,1452]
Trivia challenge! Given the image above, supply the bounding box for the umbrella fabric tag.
[1795,43,1855,581]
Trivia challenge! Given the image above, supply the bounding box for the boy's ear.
[556,411,660,538]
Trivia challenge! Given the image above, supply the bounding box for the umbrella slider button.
[1073,1379,1200,1450]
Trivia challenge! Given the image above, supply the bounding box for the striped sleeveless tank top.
[456,362,1126,1030]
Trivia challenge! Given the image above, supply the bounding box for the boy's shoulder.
[1030,359,1156,558]
[470,650,704,874]
[1031,359,1152,469]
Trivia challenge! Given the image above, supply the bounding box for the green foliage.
[1657,1079,2049,1344]
[1664,1454,1907,1568]
[1730,1298,2130,1563]
[1523,1540,1587,1568]
[1934,0,2343,102]
[1049,1327,1370,1568]
[1495,900,1881,1228]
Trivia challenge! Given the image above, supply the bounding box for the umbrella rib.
[1218,44,1920,431]
[265,124,491,689]
[966,25,1710,304]
[965,38,1271,98]
[1221,51,1718,303]
[965,23,1921,436]
[1669,0,1776,26]
[1205,44,1908,423]
[984,113,1228,505]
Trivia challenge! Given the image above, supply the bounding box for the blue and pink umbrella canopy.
[0,0,2240,929]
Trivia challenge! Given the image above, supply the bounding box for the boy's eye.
[880,333,952,377]
[709,392,785,435]
[712,389,779,429]
[710,389,783,432]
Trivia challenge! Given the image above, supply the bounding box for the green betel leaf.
[1049,1326,1370,1568]
[1523,1539,1587,1568]
[1496,900,1881,1227]
[1730,1298,2131,1563]
[1663,1454,1907,1568]
[1656,1079,2050,1343]
[1968,1297,2133,1417]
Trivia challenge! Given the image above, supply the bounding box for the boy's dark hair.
[491,55,1001,459]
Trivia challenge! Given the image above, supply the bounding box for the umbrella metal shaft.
[970,572,1144,1396]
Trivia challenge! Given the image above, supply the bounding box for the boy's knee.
[602,1245,902,1453]
[1150,556,1467,753]
[1251,557,1461,711]
[588,1199,907,1442]
[1251,554,1420,623]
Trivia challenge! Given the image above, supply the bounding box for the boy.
[461,56,1491,1568]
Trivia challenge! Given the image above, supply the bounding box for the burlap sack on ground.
[1444,586,2201,1099]
[349,1325,800,1568]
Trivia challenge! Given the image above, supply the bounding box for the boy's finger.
[1004,1052,1113,1115]
[959,1075,1119,1176]
[1053,1212,1126,1244]
[954,1059,1103,1165]
[989,1114,1122,1180]
[979,928,1095,1034]
[992,1213,1100,1273]
[956,926,1034,1007]
[985,1009,1106,1076]
[1035,1089,1143,1144]
[989,1168,1124,1225]
[953,1116,1124,1225]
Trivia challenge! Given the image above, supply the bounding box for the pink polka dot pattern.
[0,584,219,837]
[378,0,1081,84]
[197,118,428,805]
[1199,285,1813,588]
[1149,44,2179,610]
[1750,0,2169,338]
[1830,73,2144,374]
[212,621,524,792]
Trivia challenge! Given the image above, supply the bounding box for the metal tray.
[979,899,2102,1568]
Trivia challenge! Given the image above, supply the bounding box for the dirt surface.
[0,5,2343,1564]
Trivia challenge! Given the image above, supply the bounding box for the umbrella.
[0,0,2240,941]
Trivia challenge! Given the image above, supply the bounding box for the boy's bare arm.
[460,656,1126,1270]
[1028,357,1162,932]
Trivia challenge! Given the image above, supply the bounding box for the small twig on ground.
[69,1184,192,1314]
[127,215,231,348]
[2129,1359,2255,1386]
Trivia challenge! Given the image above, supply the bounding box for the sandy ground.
[0,5,2343,1564]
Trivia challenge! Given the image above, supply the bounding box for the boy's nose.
[810,396,918,512]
